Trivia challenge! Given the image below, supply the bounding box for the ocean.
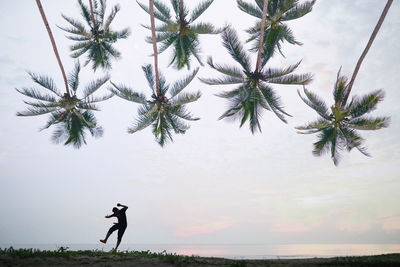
[1,243,400,259]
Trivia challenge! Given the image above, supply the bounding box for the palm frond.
[349,90,385,118]
[60,13,86,30]
[22,100,60,109]
[77,0,93,27]
[190,22,221,34]
[263,61,301,79]
[142,64,155,92]
[313,127,335,157]
[215,88,241,99]
[169,68,199,98]
[83,93,114,104]
[15,87,58,103]
[296,119,331,134]
[298,88,331,120]
[154,0,171,20]
[348,117,390,130]
[281,0,316,21]
[110,82,147,104]
[115,28,131,39]
[199,76,245,86]
[104,4,120,31]
[165,112,190,134]
[170,91,201,106]
[82,76,110,98]
[190,0,214,22]
[136,0,170,23]
[16,106,58,117]
[221,28,251,72]
[268,73,313,85]
[259,84,291,123]
[333,69,349,106]
[68,61,81,92]
[152,115,172,147]
[170,105,199,121]
[338,127,370,159]
[206,57,244,78]
[158,34,178,54]
[237,0,262,18]
[28,72,62,97]
[128,104,157,134]
[76,102,100,111]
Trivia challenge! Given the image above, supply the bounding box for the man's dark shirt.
[113,207,127,226]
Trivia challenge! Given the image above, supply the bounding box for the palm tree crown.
[110,64,201,146]
[16,62,112,148]
[297,69,390,165]
[238,0,315,60]
[58,0,131,71]
[137,0,222,69]
[200,28,312,133]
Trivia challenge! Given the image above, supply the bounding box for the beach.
[1,249,399,267]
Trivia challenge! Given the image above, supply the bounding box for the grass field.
[1,247,400,266]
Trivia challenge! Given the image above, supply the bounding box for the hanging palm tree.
[137,0,222,69]
[58,0,131,71]
[110,0,201,147]
[16,62,112,148]
[297,71,389,165]
[110,65,200,146]
[297,0,393,165]
[237,0,315,60]
[17,1,112,148]
[200,27,312,133]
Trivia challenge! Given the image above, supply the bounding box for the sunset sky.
[0,0,399,246]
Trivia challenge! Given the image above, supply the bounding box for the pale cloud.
[269,221,309,233]
[174,220,233,238]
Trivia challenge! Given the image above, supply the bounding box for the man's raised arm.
[117,203,128,210]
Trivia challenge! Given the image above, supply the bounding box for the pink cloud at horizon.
[174,221,233,238]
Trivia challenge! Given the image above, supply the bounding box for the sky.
[0,0,399,246]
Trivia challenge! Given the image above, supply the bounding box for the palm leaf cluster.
[238,0,315,60]
[58,0,131,71]
[16,62,112,148]
[138,0,222,69]
[200,28,312,133]
[297,69,390,165]
[110,64,201,146]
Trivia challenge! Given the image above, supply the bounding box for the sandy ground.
[1,253,400,266]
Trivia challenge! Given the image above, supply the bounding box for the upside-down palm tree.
[110,0,201,147]
[58,0,130,71]
[297,71,389,165]
[237,0,315,60]
[200,27,312,133]
[110,65,200,146]
[18,1,112,148]
[297,0,393,165]
[16,62,112,148]
[137,0,222,69]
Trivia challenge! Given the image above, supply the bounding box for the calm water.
[1,244,400,259]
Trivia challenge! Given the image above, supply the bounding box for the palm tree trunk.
[88,0,98,33]
[35,0,70,96]
[149,0,161,96]
[345,0,393,101]
[180,0,184,22]
[255,0,269,73]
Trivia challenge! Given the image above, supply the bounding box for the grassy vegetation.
[1,247,399,266]
[0,246,200,265]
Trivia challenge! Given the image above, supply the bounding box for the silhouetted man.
[100,203,128,251]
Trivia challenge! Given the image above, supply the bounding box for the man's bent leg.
[101,224,119,244]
